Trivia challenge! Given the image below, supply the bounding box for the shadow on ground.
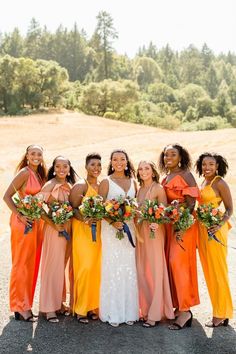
[0,314,236,354]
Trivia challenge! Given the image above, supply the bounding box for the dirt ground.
[0,112,236,353]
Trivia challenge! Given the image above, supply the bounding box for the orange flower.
[148,207,153,215]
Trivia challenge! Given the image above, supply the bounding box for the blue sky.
[0,0,235,57]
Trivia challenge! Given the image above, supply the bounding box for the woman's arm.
[69,181,87,221]
[181,171,197,213]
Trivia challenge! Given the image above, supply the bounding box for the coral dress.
[163,175,200,311]
[136,184,174,321]
[39,182,71,313]
[198,176,233,318]
[72,182,101,316]
[10,167,44,312]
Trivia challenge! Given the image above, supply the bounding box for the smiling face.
[86,158,102,178]
[138,162,153,183]
[54,158,70,180]
[163,146,180,170]
[26,147,43,167]
[111,152,127,173]
[202,156,218,178]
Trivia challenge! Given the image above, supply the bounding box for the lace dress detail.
[99,177,139,324]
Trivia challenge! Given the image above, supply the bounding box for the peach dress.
[163,175,200,311]
[136,183,174,321]
[39,182,71,313]
[198,176,233,318]
[72,182,101,316]
[10,167,44,312]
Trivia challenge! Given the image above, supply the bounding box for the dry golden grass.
[1,112,236,232]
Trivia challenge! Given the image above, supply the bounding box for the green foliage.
[181,116,229,131]
[134,56,162,89]
[0,15,236,130]
[147,83,176,104]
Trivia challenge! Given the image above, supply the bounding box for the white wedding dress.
[99,177,139,324]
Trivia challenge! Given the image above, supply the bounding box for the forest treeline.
[1,12,236,130]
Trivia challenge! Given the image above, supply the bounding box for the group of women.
[3,143,234,329]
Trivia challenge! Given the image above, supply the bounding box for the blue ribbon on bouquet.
[91,222,97,242]
[208,230,236,250]
[123,222,135,248]
[59,230,70,241]
[24,222,33,235]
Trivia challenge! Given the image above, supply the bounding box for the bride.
[98,149,139,327]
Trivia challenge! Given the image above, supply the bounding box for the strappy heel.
[169,310,193,330]
[14,311,36,322]
[205,318,229,327]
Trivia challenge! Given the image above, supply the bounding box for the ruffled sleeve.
[182,186,200,198]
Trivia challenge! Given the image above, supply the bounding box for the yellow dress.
[72,182,101,316]
[198,176,233,318]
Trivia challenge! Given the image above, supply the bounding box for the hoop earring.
[53,171,56,176]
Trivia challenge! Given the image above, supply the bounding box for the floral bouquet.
[14,194,44,234]
[139,200,169,239]
[165,200,195,248]
[196,203,224,243]
[50,201,74,240]
[79,195,105,242]
[104,196,138,247]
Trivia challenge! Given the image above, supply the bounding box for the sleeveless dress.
[99,177,139,324]
[197,176,233,318]
[163,175,200,311]
[39,182,71,313]
[136,183,174,321]
[10,167,44,312]
[72,182,101,316]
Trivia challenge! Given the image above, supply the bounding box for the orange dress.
[198,176,233,318]
[39,182,72,313]
[10,167,44,312]
[163,175,200,311]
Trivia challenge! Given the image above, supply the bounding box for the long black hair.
[47,156,78,184]
[159,144,192,173]
[195,152,228,177]
[107,149,136,178]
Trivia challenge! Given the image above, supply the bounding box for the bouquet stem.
[116,230,125,240]
[149,229,155,239]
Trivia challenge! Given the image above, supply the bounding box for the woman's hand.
[174,230,183,241]
[54,224,66,232]
[17,214,32,227]
[111,221,123,230]
[84,218,97,226]
[149,223,158,231]
[208,224,222,235]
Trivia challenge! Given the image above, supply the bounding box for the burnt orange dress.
[163,175,200,311]
[10,167,44,312]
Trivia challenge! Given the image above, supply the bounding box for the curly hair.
[159,144,192,173]
[137,160,160,186]
[195,152,228,177]
[15,145,47,182]
[107,149,136,178]
[47,156,78,184]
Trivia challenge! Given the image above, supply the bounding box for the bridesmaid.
[98,149,139,327]
[70,153,102,324]
[136,161,174,327]
[39,156,77,323]
[3,145,46,321]
[159,144,200,330]
[196,153,233,327]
